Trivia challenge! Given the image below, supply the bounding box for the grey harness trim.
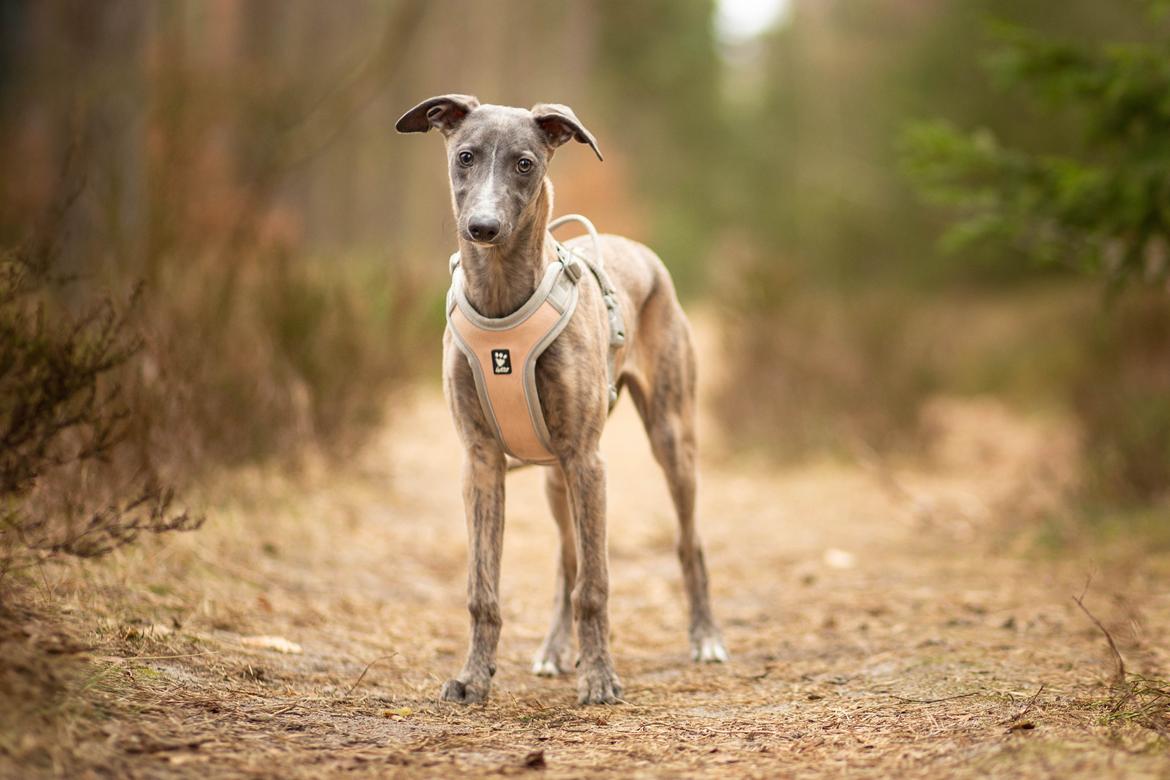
[445,214,626,461]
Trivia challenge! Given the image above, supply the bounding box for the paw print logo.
[492,349,512,375]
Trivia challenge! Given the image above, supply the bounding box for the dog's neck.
[456,179,555,319]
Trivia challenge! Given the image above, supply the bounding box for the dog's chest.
[446,255,580,464]
[444,221,625,464]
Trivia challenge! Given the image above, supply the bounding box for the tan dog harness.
[446,215,625,464]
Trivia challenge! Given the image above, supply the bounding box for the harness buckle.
[563,258,584,283]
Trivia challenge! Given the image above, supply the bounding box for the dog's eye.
[516,158,533,174]
[458,150,474,167]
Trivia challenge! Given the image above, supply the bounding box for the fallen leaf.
[241,636,302,654]
[382,707,413,719]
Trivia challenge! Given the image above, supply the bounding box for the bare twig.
[1001,683,1045,724]
[1072,578,1126,686]
[888,691,981,704]
[343,652,399,698]
[124,651,218,661]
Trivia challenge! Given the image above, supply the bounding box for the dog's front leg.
[564,451,622,705]
[440,448,506,704]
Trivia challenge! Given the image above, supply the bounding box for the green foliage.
[903,8,1170,285]
[903,1,1170,505]
[1071,293,1170,503]
[594,0,723,294]
[713,0,1097,460]
[724,1,1044,290]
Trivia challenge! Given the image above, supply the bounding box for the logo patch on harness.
[491,349,512,375]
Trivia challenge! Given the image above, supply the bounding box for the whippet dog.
[397,95,726,705]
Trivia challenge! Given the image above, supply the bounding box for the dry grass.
[1,318,1168,778]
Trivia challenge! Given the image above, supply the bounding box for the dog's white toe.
[693,636,729,663]
[531,658,563,677]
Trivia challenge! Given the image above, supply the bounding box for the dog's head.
[396,95,602,248]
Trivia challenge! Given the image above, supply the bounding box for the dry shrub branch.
[0,140,201,773]
[0,217,199,577]
[1073,581,1170,737]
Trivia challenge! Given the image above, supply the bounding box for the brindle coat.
[397,95,726,705]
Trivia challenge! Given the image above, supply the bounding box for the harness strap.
[549,214,626,408]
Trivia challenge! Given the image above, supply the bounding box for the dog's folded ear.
[396,94,480,135]
[531,103,603,162]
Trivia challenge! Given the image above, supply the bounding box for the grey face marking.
[446,106,550,247]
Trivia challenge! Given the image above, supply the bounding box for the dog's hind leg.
[532,467,577,676]
[627,316,728,664]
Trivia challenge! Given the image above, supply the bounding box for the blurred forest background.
[2,0,1169,571]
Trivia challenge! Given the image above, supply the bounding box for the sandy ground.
[3,318,1169,778]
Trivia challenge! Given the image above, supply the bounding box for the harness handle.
[549,214,605,281]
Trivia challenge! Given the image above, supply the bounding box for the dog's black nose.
[468,218,501,242]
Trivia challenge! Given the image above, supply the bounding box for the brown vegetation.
[0,211,198,576]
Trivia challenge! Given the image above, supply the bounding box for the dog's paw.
[531,656,567,677]
[439,677,489,704]
[691,633,729,664]
[577,660,622,705]
[531,642,573,677]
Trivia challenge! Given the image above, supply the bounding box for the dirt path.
[9,319,1169,778]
